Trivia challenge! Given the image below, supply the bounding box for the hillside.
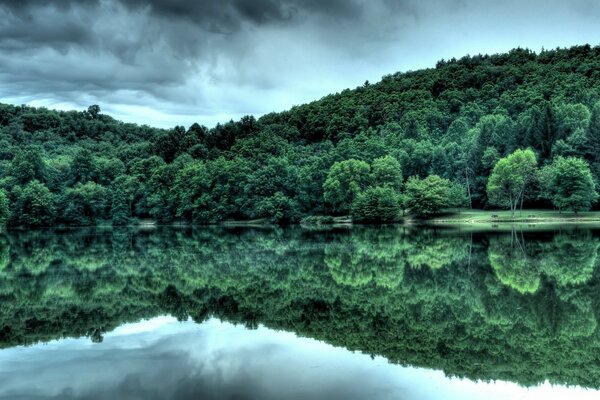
[2,44,600,226]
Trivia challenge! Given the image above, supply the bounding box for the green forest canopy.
[3,45,600,225]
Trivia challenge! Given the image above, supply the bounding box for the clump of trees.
[486,149,598,214]
[3,45,600,226]
[404,175,465,217]
[323,156,405,222]
[352,186,401,222]
[322,155,464,221]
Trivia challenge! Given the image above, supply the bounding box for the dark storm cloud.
[0,0,599,127]
[0,0,388,125]
[119,0,365,30]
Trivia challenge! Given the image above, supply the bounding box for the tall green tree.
[486,149,537,216]
[62,182,110,225]
[111,187,130,226]
[540,157,598,212]
[171,161,212,222]
[371,155,403,191]
[13,180,56,226]
[525,102,557,161]
[11,147,45,184]
[584,100,600,162]
[71,149,96,184]
[323,159,371,214]
[0,190,9,229]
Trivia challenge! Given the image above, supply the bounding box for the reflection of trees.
[0,236,9,271]
[488,231,541,294]
[324,228,470,288]
[488,229,600,294]
[324,228,406,288]
[405,231,469,270]
[538,231,598,286]
[1,227,600,389]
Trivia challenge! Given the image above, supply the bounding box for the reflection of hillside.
[0,227,600,388]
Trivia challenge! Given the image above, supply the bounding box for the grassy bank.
[429,209,600,229]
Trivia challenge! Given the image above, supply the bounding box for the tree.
[323,159,371,214]
[87,105,101,119]
[404,175,464,217]
[486,149,537,216]
[0,190,9,229]
[371,155,402,191]
[170,161,212,222]
[351,186,401,222]
[111,187,130,226]
[540,156,598,212]
[13,180,56,226]
[253,191,301,223]
[242,157,301,222]
[584,100,600,162]
[62,182,110,225]
[11,147,46,184]
[71,149,95,184]
[156,126,186,163]
[525,102,557,161]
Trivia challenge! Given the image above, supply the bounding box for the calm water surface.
[1,226,599,399]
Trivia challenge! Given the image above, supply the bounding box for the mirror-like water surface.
[1,226,600,399]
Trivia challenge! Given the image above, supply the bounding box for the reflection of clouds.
[109,315,179,336]
[0,317,597,400]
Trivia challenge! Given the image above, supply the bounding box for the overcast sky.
[1,0,599,128]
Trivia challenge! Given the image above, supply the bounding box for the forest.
[2,45,600,226]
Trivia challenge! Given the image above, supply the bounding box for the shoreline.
[6,210,600,231]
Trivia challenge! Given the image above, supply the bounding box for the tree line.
[2,45,600,226]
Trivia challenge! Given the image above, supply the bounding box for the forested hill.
[2,44,600,227]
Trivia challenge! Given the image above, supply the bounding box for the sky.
[0,0,599,129]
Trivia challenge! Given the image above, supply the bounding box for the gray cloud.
[0,0,599,128]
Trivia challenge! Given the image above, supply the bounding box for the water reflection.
[1,317,598,400]
[1,226,600,393]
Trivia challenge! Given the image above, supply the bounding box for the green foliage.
[11,147,45,184]
[62,182,110,225]
[171,161,212,222]
[540,156,598,212]
[0,190,8,229]
[404,175,464,216]
[487,149,538,215]
[584,101,600,164]
[323,159,371,214]
[351,186,401,222]
[111,186,130,226]
[371,155,402,190]
[71,148,95,184]
[12,180,56,226]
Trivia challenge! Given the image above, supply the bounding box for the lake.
[0,226,599,399]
